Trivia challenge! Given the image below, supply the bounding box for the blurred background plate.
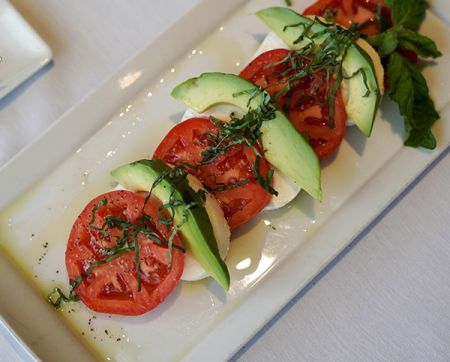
[0,0,52,100]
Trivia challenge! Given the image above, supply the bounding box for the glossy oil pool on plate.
[1,0,450,361]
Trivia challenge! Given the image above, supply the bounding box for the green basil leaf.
[367,28,399,57]
[387,52,438,149]
[385,0,428,30]
[398,28,442,58]
[387,51,414,119]
[404,95,437,149]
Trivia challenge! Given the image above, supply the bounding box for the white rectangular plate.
[0,0,52,99]
[0,1,449,361]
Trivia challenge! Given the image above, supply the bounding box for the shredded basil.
[161,102,279,196]
[264,20,363,127]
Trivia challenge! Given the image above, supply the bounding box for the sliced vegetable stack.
[302,0,441,148]
[48,0,441,316]
[111,159,231,289]
[241,6,383,158]
[153,116,273,230]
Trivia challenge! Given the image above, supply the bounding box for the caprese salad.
[48,0,441,316]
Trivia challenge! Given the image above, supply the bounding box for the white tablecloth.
[1,1,449,361]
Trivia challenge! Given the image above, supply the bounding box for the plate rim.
[0,1,449,361]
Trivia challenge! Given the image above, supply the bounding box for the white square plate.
[0,0,52,100]
[0,0,449,361]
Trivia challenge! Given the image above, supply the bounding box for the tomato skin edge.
[65,190,184,316]
[153,117,272,230]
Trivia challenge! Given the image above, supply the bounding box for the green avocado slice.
[111,159,230,290]
[256,7,381,137]
[171,72,322,201]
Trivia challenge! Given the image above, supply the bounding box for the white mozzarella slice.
[264,169,301,211]
[181,174,230,281]
[253,31,290,59]
[112,183,127,191]
[181,104,244,123]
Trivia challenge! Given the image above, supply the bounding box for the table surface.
[1,1,449,361]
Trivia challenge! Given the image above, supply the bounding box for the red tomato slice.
[240,49,346,159]
[239,48,294,108]
[303,0,388,36]
[65,190,184,316]
[288,83,346,159]
[153,117,272,230]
